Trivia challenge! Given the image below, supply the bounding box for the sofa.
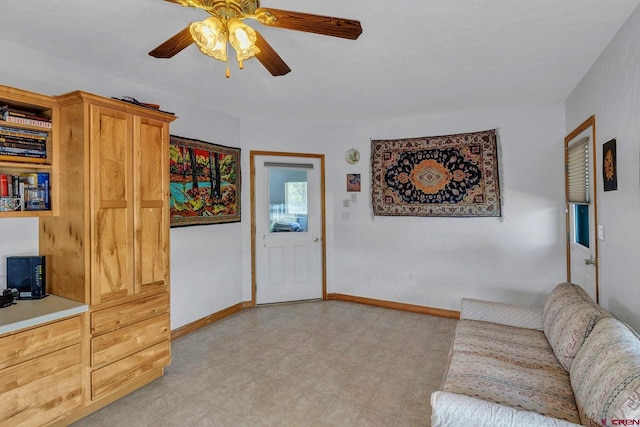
[431,282,640,427]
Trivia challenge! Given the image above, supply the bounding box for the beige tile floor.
[72,300,456,427]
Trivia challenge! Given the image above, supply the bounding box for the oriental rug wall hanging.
[371,129,501,217]
[170,135,241,227]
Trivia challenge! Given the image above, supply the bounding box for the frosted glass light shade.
[228,18,260,65]
[190,17,228,61]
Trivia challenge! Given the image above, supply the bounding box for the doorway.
[564,116,599,302]
[250,151,326,305]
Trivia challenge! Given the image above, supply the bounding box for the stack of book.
[0,172,50,210]
[0,125,48,163]
[0,105,52,129]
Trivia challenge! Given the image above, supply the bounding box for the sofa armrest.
[460,298,543,330]
[431,391,581,427]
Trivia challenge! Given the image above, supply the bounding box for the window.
[267,164,311,232]
[285,181,307,216]
[567,137,590,203]
[574,204,589,248]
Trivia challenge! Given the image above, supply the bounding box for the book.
[0,105,51,129]
[12,174,20,198]
[0,133,47,145]
[0,153,47,164]
[0,126,48,161]
[0,147,47,159]
[0,134,47,146]
[0,140,47,151]
[0,174,8,197]
[37,172,50,209]
[1,115,52,129]
[0,136,47,148]
[0,142,47,156]
[5,175,13,197]
[0,105,51,122]
[0,125,48,139]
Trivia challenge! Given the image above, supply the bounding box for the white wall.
[1,37,570,331]
[0,39,244,330]
[241,102,568,311]
[566,7,640,332]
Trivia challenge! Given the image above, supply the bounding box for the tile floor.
[72,300,457,427]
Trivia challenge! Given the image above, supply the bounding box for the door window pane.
[268,168,308,232]
[574,204,589,248]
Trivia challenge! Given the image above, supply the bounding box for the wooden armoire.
[39,91,175,408]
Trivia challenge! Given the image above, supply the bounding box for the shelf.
[0,209,52,218]
[0,85,57,218]
[0,161,52,170]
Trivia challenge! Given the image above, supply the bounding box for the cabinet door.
[0,344,83,427]
[135,117,170,294]
[90,105,134,305]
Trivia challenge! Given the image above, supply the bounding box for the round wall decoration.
[345,148,360,164]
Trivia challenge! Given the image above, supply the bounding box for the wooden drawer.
[91,292,169,335]
[0,344,83,427]
[0,316,83,370]
[91,340,170,401]
[91,313,170,368]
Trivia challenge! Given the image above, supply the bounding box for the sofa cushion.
[543,283,610,370]
[570,317,640,427]
[442,320,581,423]
[451,320,565,373]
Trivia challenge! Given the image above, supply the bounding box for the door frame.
[564,115,599,302]
[250,150,327,307]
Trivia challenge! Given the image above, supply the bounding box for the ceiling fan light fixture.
[228,18,260,67]
[151,0,361,77]
[190,17,228,61]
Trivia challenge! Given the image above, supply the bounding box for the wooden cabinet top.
[0,295,88,336]
[0,84,57,109]
[55,91,177,122]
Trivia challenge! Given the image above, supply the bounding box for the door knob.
[313,237,320,243]
[584,256,597,266]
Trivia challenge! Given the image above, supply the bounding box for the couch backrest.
[570,317,640,426]
[543,282,610,371]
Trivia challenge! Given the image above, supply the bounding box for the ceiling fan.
[149,0,363,77]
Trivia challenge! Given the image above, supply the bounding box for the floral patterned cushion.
[543,283,610,371]
[442,320,581,423]
[570,317,640,427]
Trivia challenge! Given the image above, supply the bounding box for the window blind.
[567,137,590,203]
[264,162,314,169]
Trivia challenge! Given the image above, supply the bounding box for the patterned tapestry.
[169,135,241,227]
[371,129,501,217]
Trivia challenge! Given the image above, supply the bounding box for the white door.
[569,202,596,296]
[254,155,324,304]
[565,118,598,301]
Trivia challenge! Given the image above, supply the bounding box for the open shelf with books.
[0,85,56,218]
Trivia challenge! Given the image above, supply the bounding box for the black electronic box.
[6,256,46,299]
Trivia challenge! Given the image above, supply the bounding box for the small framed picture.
[347,173,361,192]
[603,138,617,192]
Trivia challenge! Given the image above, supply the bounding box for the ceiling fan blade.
[149,26,194,58]
[163,0,199,7]
[254,31,291,76]
[255,8,363,40]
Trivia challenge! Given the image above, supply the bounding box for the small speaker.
[6,256,46,299]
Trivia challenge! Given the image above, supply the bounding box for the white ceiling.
[1,0,638,123]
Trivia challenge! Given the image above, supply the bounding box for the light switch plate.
[598,224,605,241]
